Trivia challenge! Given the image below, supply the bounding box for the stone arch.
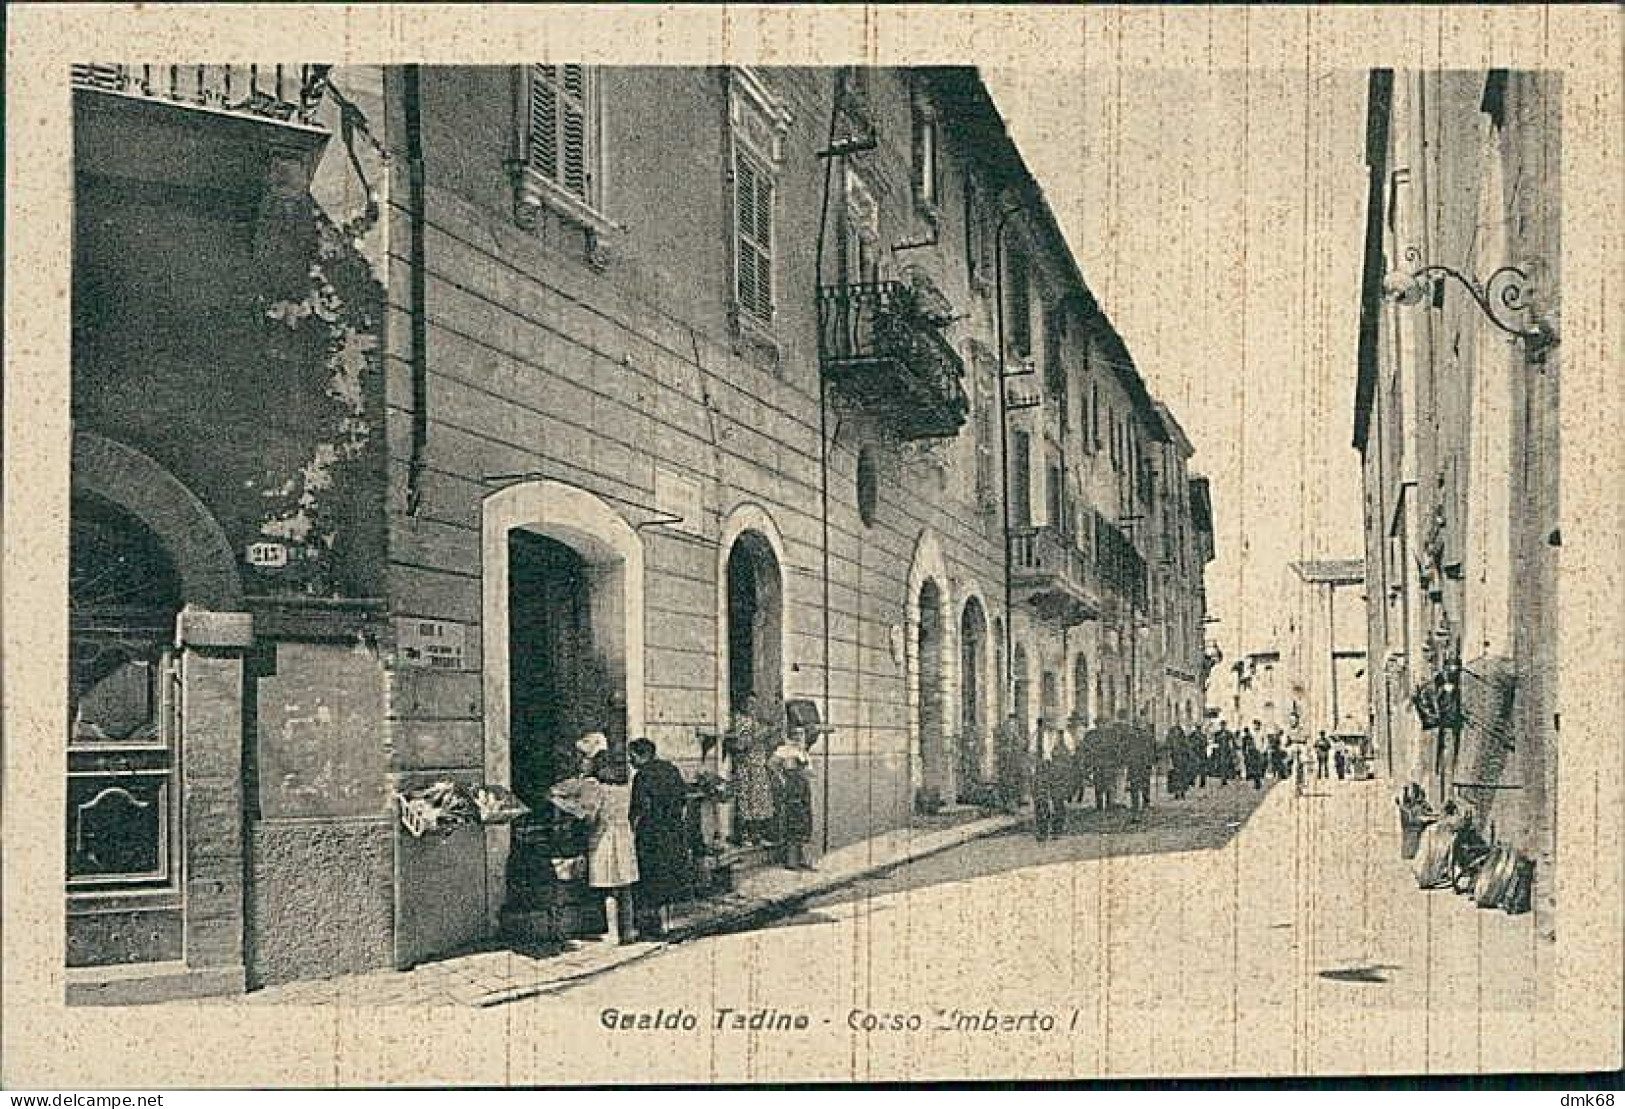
[715,503,793,732]
[905,529,956,794]
[481,478,645,927]
[71,431,242,610]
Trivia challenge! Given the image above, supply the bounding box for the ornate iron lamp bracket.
[1397,248,1558,357]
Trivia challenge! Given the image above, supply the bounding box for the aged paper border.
[4,3,1621,1086]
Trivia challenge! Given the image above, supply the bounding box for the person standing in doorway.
[726,697,778,845]
[628,737,690,939]
[769,726,816,870]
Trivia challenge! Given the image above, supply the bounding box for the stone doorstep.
[468,812,1019,1009]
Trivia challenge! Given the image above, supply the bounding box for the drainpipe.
[993,203,1024,720]
[403,65,429,516]
[811,88,841,855]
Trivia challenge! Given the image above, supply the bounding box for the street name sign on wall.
[396,618,467,670]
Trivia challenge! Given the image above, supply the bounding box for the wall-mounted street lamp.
[1382,249,1558,358]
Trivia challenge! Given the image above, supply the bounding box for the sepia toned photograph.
[4,3,1621,1090]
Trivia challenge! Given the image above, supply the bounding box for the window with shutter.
[512,64,614,244]
[735,152,775,323]
[725,69,791,342]
[528,65,595,204]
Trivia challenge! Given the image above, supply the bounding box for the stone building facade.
[67,64,1211,998]
[1352,68,1560,935]
[1284,560,1369,743]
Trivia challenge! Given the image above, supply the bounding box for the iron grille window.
[527,65,596,205]
[735,152,775,323]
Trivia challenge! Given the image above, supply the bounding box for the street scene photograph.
[5,2,1622,1092]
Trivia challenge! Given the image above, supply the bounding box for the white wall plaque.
[654,466,703,535]
[396,618,467,670]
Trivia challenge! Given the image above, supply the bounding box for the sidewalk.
[221,808,1021,1009]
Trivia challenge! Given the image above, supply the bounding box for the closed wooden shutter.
[529,65,592,203]
[736,153,774,322]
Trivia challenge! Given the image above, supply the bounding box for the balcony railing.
[1094,511,1147,610]
[1010,525,1102,626]
[818,281,969,441]
[72,64,329,127]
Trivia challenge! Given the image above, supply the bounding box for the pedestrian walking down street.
[1315,731,1332,780]
[1164,723,1188,799]
[1087,716,1118,811]
[1126,713,1155,815]
[628,737,690,939]
[1032,720,1070,840]
[1288,734,1309,795]
[995,713,1030,814]
[1068,714,1093,806]
[1242,728,1265,790]
[1333,741,1348,781]
[1268,732,1288,781]
[769,727,816,870]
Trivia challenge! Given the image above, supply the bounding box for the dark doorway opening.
[508,530,621,810]
[917,580,945,798]
[959,597,988,799]
[725,530,784,720]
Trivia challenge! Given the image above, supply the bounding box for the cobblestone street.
[515,776,1545,1079]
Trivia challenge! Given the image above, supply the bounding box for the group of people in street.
[994,710,1367,839]
[545,706,819,946]
[996,710,1160,840]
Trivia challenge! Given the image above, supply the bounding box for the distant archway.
[905,529,955,795]
[958,595,990,796]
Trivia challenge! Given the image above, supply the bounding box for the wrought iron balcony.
[72,64,330,127]
[1094,512,1147,610]
[73,63,333,201]
[818,281,969,440]
[1010,525,1103,626]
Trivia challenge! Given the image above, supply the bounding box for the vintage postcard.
[3,3,1621,1088]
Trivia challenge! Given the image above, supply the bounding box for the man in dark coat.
[1125,713,1155,814]
[628,737,691,938]
[1083,717,1115,812]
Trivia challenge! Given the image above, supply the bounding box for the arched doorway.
[958,597,989,799]
[917,580,947,800]
[67,433,248,985]
[482,479,644,928]
[68,495,184,904]
[724,531,785,721]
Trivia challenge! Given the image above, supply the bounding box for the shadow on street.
[766,778,1285,924]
